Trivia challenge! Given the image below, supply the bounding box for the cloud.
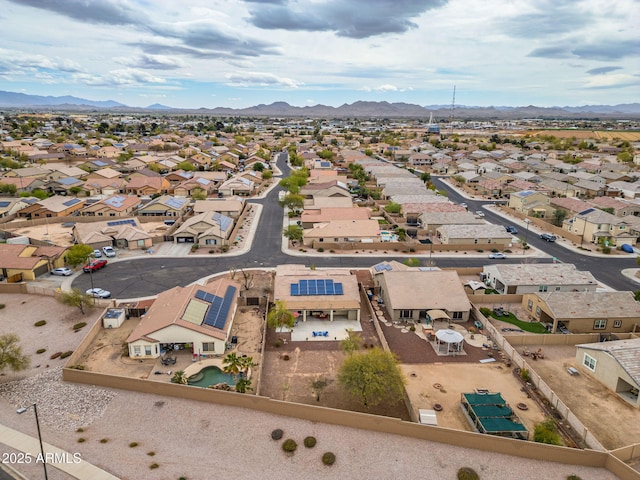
[115,54,187,70]
[572,39,640,61]
[7,0,139,25]
[225,72,301,88]
[586,66,622,75]
[73,68,166,87]
[527,46,573,59]
[583,73,639,89]
[497,1,591,38]
[0,48,83,79]
[245,0,448,39]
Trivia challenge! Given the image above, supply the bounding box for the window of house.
[583,353,597,372]
[319,238,324,242]
[452,311,463,319]
[613,320,622,328]
[133,346,141,356]
[145,345,152,356]
[205,239,217,245]
[400,310,413,319]
[535,306,541,317]
[202,342,216,352]
[109,213,116,217]
[98,212,103,216]
[555,287,561,291]
[473,238,478,244]
[593,319,606,330]
[538,285,548,292]
[527,300,533,311]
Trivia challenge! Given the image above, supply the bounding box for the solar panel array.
[165,197,187,210]
[0,201,11,208]
[579,208,596,216]
[195,287,237,329]
[374,263,392,272]
[106,219,137,227]
[63,198,81,207]
[104,195,126,208]
[290,279,344,296]
[213,212,233,232]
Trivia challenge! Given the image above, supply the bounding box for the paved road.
[71,155,639,297]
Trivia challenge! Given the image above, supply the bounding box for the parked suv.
[505,226,518,234]
[83,259,107,272]
[102,246,116,257]
[540,233,557,242]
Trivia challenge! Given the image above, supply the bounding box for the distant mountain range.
[1,90,639,119]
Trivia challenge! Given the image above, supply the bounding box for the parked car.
[557,322,571,334]
[102,246,116,257]
[488,252,507,259]
[505,226,518,234]
[83,259,108,272]
[460,202,467,208]
[50,267,73,276]
[92,249,102,258]
[540,233,557,242]
[475,210,485,217]
[86,288,111,298]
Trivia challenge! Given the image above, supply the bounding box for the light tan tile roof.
[304,219,380,239]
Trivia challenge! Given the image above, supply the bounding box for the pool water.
[187,366,235,387]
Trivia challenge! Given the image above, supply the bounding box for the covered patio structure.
[434,328,465,355]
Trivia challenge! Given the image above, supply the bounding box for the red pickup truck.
[83,259,108,273]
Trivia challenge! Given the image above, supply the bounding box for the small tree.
[311,378,329,401]
[176,161,195,171]
[0,334,30,373]
[261,170,273,180]
[420,172,431,183]
[280,193,304,211]
[252,162,265,172]
[66,244,94,267]
[340,329,363,355]
[534,417,562,445]
[222,352,243,382]
[191,187,207,200]
[403,257,420,267]
[283,225,304,242]
[235,377,253,393]
[267,300,295,331]
[338,348,406,408]
[59,288,94,315]
[384,202,401,214]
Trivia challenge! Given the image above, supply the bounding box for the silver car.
[86,288,111,298]
[50,267,73,276]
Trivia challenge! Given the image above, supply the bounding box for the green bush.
[76,428,84,433]
[129,442,139,448]
[147,451,156,456]
[282,439,297,452]
[534,418,561,445]
[73,322,87,331]
[99,438,109,443]
[36,348,46,354]
[271,429,283,440]
[77,438,86,443]
[60,350,73,359]
[457,467,479,480]
[602,246,611,254]
[50,352,62,360]
[149,463,159,469]
[567,476,583,480]
[322,452,336,465]
[303,436,317,448]
[34,320,46,327]
[479,307,491,316]
[317,247,324,252]
[520,368,530,382]
[0,304,5,309]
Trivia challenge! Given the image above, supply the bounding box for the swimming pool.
[187,366,235,388]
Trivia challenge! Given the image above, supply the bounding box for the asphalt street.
[71,154,639,297]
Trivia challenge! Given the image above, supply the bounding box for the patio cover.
[427,309,450,320]
[435,329,464,343]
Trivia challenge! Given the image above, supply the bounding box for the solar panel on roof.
[290,284,299,296]
[374,263,392,272]
[165,197,186,209]
[0,201,10,207]
[62,198,81,207]
[334,283,343,295]
[289,279,344,296]
[579,208,596,215]
[202,285,236,329]
[106,219,137,227]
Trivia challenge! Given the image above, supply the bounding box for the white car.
[92,249,102,258]
[50,267,73,276]
[86,288,111,298]
[475,210,485,217]
[102,246,116,257]
[488,252,506,259]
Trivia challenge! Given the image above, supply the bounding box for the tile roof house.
[17,195,86,218]
[419,211,484,234]
[589,196,640,217]
[523,291,640,334]
[192,198,244,218]
[508,190,553,218]
[217,177,255,197]
[86,167,122,180]
[137,195,189,217]
[565,208,640,247]
[172,211,235,246]
[78,194,141,217]
[303,219,381,246]
[126,278,240,358]
[436,224,513,246]
[124,175,170,196]
[173,176,216,197]
[483,263,598,295]
[0,243,68,281]
[72,218,152,250]
[373,269,471,323]
[575,338,640,408]
[300,207,371,228]
[82,177,127,196]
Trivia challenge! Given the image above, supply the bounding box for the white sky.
[0,0,638,108]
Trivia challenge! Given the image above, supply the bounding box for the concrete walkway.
[0,423,118,480]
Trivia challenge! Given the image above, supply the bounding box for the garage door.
[177,237,195,243]
[34,264,50,277]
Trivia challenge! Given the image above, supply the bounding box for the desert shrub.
[274,339,283,348]
[147,451,156,456]
[99,438,108,443]
[520,367,530,382]
[602,246,611,254]
[72,322,87,330]
[0,304,5,309]
[322,452,336,465]
[303,436,317,448]
[567,476,583,480]
[458,467,479,480]
[76,428,84,433]
[129,442,139,448]
[50,352,62,359]
[36,348,46,354]
[271,429,283,440]
[60,350,73,359]
[534,418,561,445]
[409,325,416,332]
[479,307,491,316]
[34,320,46,327]
[282,439,297,452]
[491,248,499,252]
[149,463,159,469]
[77,438,86,443]
[317,247,324,252]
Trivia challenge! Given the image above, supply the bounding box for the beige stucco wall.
[128,324,227,358]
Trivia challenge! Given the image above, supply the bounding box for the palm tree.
[222,352,243,382]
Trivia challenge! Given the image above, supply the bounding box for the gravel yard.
[0,294,625,479]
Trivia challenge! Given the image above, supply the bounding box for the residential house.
[82,177,127,196]
[300,207,371,229]
[217,177,254,197]
[0,243,68,280]
[174,177,216,197]
[436,224,513,246]
[0,176,46,194]
[124,176,170,196]
[522,291,640,334]
[565,208,640,247]
[192,198,244,218]
[0,198,34,218]
[299,180,351,199]
[45,176,85,196]
[419,211,484,234]
[172,211,234,246]
[72,218,152,250]
[483,263,598,295]
[126,279,240,358]
[17,195,85,218]
[589,197,640,217]
[137,195,189,217]
[78,194,141,217]
[373,269,471,323]
[302,219,380,246]
[508,190,553,218]
[573,179,609,198]
[404,202,466,225]
[86,167,122,180]
[574,338,640,408]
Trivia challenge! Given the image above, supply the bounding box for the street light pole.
[523,219,530,255]
[17,403,49,480]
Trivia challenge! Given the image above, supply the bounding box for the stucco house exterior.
[436,224,513,246]
[482,264,598,295]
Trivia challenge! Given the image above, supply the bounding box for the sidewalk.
[0,423,118,480]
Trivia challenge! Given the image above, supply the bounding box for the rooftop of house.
[486,263,597,286]
[538,291,640,319]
